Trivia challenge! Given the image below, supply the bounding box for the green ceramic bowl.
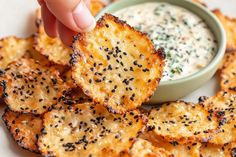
[96,0,226,104]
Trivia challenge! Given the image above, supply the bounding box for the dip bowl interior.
[96,0,226,104]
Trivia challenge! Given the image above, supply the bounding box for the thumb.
[45,0,96,32]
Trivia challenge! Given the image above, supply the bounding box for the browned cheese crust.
[220,51,236,93]
[148,101,220,144]
[2,108,43,153]
[0,36,30,70]
[0,36,50,69]
[130,138,172,157]
[140,133,201,157]
[59,87,92,106]
[218,50,236,70]
[201,91,236,145]
[200,143,236,157]
[38,103,146,157]
[61,69,77,88]
[213,9,236,52]
[0,58,69,114]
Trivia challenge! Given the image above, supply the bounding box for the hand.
[38,0,96,45]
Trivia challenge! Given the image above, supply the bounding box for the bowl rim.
[96,0,226,86]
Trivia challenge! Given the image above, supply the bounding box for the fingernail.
[72,1,96,32]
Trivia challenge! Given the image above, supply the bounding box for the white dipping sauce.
[115,2,217,81]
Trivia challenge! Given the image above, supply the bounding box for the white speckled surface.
[0,0,235,156]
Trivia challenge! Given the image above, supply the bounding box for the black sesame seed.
[108,65,112,70]
[143,68,150,72]
[231,148,236,157]
[147,125,155,131]
[95,79,101,83]
[130,67,134,71]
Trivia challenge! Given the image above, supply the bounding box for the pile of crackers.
[0,0,236,157]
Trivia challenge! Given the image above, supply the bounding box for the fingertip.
[83,19,96,32]
[41,3,57,38]
[84,0,91,9]
[37,0,45,5]
[72,1,96,32]
[57,20,77,46]
[44,0,95,33]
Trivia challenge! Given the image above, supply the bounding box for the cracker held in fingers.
[71,14,164,114]
[0,58,69,114]
[148,101,220,144]
[38,103,146,157]
[2,108,43,153]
